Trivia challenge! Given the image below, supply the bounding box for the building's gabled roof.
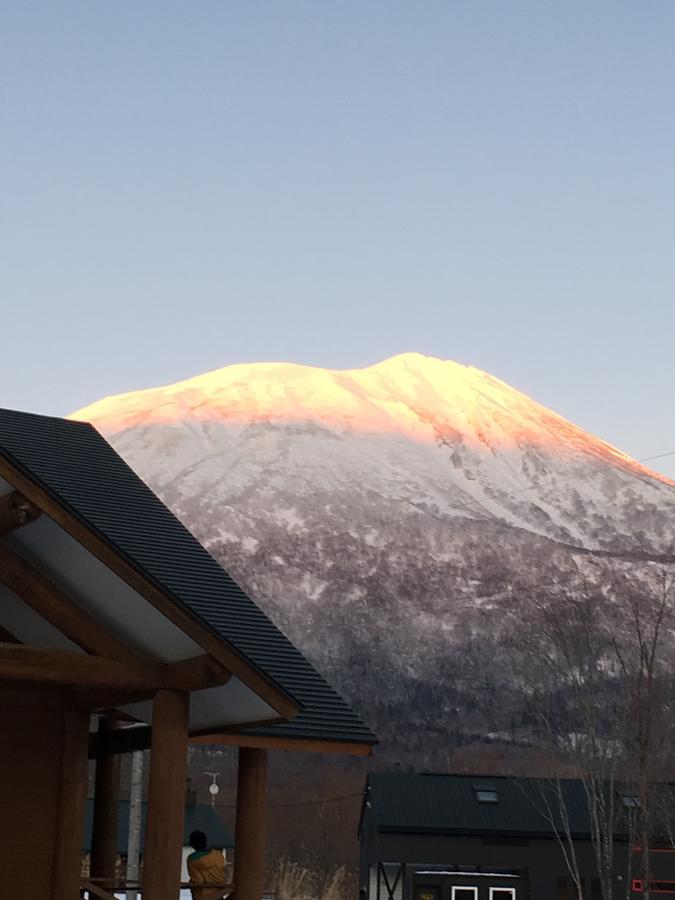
[83,801,234,853]
[364,773,675,840]
[0,407,376,749]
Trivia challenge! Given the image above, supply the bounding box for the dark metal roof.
[364,773,671,840]
[83,801,234,853]
[0,407,376,747]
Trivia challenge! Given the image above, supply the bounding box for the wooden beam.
[88,725,153,760]
[83,879,234,896]
[51,710,90,900]
[74,685,156,712]
[75,656,230,709]
[91,722,376,760]
[88,712,298,759]
[0,490,41,535]
[234,747,268,900]
[0,643,231,693]
[143,690,189,900]
[90,719,122,887]
[0,542,136,660]
[76,656,230,713]
[0,456,299,720]
[163,653,232,692]
[0,642,161,689]
[190,731,376,756]
[0,643,166,690]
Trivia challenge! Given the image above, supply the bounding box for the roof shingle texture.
[0,408,375,747]
[366,773,653,839]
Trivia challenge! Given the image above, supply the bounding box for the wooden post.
[142,689,189,900]
[234,747,268,900]
[51,710,90,900]
[126,749,144,900]
[91,718,122,887]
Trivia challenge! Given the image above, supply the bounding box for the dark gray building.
[359,774,675,900]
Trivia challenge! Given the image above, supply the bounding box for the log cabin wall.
[0,686,71,900]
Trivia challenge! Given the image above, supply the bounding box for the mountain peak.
[71,354,673,492]
[368,351,450,370]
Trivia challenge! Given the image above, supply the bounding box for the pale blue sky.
[2,1,674,477]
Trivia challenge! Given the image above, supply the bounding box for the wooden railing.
[82,878,234,898]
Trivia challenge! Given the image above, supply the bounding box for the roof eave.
[0,449,301,722]
[190,730,377,756]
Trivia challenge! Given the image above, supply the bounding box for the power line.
[506,449,675,498]
[641,451,675,463]
[212,791,364,810]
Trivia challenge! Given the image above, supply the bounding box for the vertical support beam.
[142,690,189,900]
[126,750,144,900]
[52,710,90,900]
[234,747,268,900]
[91,718,122,887]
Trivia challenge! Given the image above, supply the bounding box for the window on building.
[475,789,500,803]
[489,888,516,900]
[452,887,478,900]
[472,780,500,803]
[622,794,641,808]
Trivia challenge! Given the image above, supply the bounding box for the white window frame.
[489,888,516,900]
[452,887,478,900]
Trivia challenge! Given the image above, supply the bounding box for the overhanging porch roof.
[0,407,376,749]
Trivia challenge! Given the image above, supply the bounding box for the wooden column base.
[142,690,189,900]
[51,711,90,900]
[90,718,121,885]
[234,746,268,900]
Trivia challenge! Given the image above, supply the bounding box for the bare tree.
[510,566,675,900]
[509,578,623,899]
[609,568,675,900]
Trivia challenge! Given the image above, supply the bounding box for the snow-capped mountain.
[71,354,675,762]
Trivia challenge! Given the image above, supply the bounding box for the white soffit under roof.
[123,678,280,731]
[0,479,280,730]
[0,583,82,652]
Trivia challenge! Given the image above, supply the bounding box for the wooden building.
[359,774,675,900]
[0,407,375,899]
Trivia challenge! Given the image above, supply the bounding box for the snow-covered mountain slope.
[73,353,674,552]
[71,354,675,761]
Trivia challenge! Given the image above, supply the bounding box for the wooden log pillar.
[91,718,122,887]
[234,747,268,900]
[51,710,90,900]
[142,689,190,900]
